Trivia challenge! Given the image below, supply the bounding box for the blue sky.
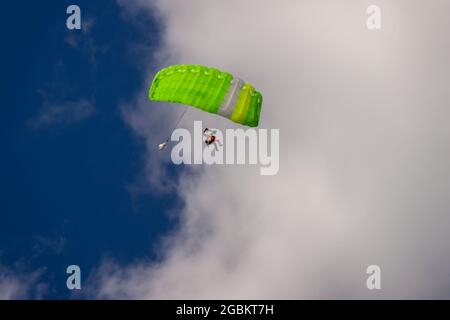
[1,1,182,299]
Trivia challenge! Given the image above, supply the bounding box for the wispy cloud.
[0,265,47,300]
[29,16,106,130]
[64,18,108,66]
[30,98,95,130]
[29,60,96,130]
[32,236,66,257]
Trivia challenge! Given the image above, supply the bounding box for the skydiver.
[203,128,222,151]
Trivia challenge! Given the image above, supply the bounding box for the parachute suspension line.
[165,106,188,142]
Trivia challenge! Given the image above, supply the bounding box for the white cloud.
[93,0,450,299]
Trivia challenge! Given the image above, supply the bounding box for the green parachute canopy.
[148,64,263,127]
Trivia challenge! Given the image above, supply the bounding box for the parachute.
[148,64,263,127]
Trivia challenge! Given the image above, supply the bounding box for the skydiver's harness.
[206,135,216,145]
[203,128,216,145]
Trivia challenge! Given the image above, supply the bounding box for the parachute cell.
[148,64,263,127]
